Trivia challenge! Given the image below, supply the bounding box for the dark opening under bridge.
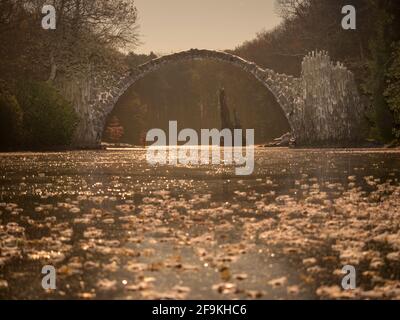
[71,49,364,148]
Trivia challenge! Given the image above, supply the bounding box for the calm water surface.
[0,148,400,299]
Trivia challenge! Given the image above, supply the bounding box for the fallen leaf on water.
[287,285,300,295]
[234,273,248,281]
[96,279,117,291]
[268,276,287,288]
[212,283,238,295]
[219,266,231,282]
[0,280,8,289]
[77,292,96,299]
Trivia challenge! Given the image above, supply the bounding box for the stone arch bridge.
[72,49,364,147]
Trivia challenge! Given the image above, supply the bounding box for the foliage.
[105,91,148,145]
[1,0,399,147]
[362,0,400,141]
[104,116,125,143]
[16,81,78,148]
[0,0,139,150]
[0,0,139,83]
[235,0,400,142]
[0,81,23,150]
[385,42,400,139]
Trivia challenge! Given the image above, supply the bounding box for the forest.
[0,0,399,149]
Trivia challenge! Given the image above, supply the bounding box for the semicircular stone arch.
[76,49,364,147]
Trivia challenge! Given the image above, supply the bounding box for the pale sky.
[134,0,282,54]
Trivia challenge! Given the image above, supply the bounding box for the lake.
[1,147,400,299]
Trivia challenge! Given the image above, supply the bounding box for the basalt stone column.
[55,72,99,148]
[58,68,130,148]
[295,51,364,146]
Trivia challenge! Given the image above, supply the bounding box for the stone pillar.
[294,51,364,146]
[55,72,100,148]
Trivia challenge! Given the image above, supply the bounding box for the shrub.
[16,81,78,148]
[0,81,23,150]
[385,42,400,140]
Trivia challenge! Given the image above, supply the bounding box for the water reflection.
[0,148,400,299]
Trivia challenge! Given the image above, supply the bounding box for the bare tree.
[0,0,140,82]
[274,0,310,19]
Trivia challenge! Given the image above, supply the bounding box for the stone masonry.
[70,49,364,147]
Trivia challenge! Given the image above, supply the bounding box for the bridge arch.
[76,50,364,147]
[90,49,298,145]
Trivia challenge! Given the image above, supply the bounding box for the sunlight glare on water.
[0,148,400,299]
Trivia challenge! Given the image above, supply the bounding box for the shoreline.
[0,145,399,155]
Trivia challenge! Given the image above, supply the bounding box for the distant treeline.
[234,0,400,143]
